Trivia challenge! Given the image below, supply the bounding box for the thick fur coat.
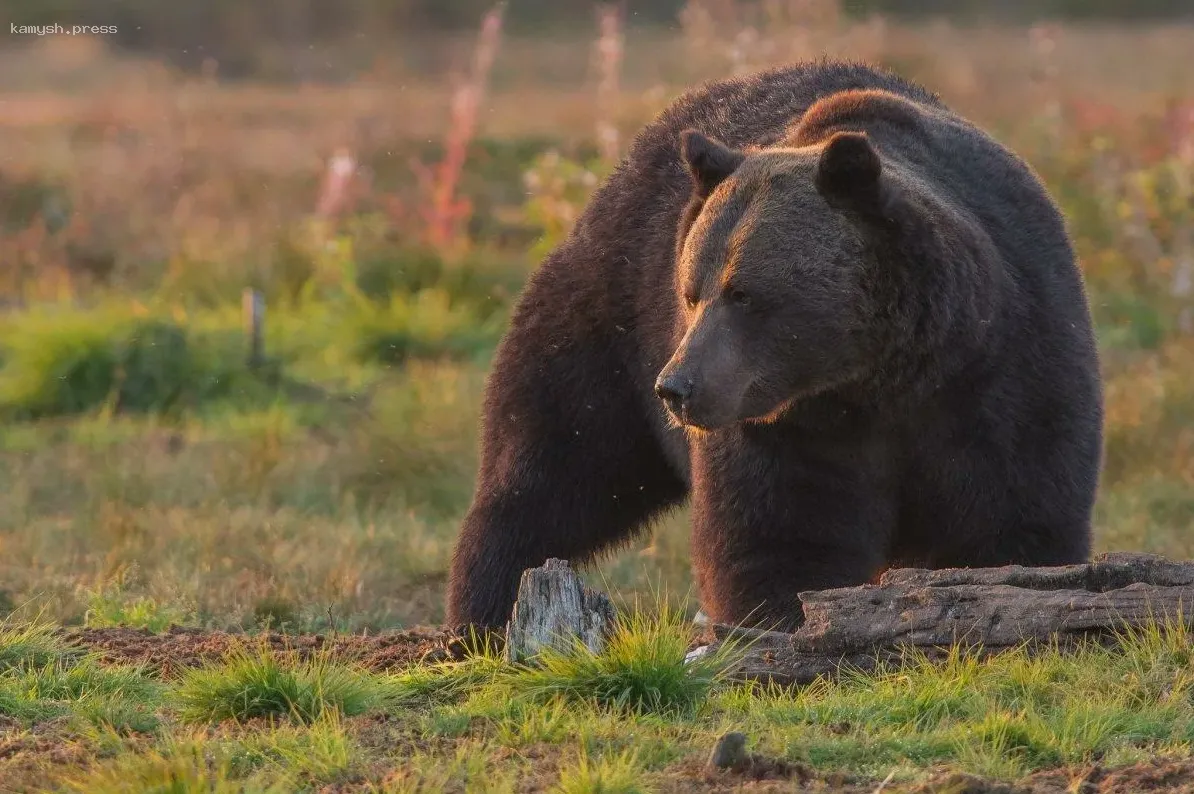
[445,60,1104,632]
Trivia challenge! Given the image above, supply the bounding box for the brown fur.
[788,88,930,144]
[445,61,1102,634]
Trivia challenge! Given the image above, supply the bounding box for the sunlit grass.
[172,645,390,725]
[501,601,740,716]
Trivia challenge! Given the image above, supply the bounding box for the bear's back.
[568,61,947,306]
[612,61,944,208]
[783,82,1077,298]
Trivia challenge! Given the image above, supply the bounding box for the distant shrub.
[354,244,520,317]
[265,215,525,319]
[84,583,194,634]
[351,289,505,366]
[0,307,267,420]
[252,597,300,631]
[1094,292,1169,351]
[0,171,70,233]
[521,150,610,261]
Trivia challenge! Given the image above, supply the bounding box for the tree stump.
[504,559,616,663]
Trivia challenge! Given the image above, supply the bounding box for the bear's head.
[655,128,899,431]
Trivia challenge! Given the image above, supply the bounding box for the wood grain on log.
[875,551,1194,591]
[698,553,1194,688]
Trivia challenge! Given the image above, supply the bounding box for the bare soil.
[62,625,454,675]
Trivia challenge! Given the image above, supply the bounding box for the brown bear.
[445,60,1104,633]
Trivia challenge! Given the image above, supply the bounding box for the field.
[1,4,1194,791]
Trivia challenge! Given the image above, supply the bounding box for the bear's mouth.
[663,402,704,431]
[665,402,730,433]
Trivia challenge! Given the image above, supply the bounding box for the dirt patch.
[0,720,96,794]
[890,760,1194,793]
[654,759,1194,794]
[657,754,869,793]
[1019,760,1194,794]
[63,625,454,676]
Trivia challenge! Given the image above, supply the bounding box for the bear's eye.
[684,294,699,310]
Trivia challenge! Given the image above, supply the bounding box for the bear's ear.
[680,129,745,198]
[814,131,883,211]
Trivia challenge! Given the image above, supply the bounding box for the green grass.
[83,579,196,633]
[709,624,1194,780]
[0,615,79,671]
[386,654,507,709]
[222,712,357,782]
[3,612,1194,790]
[555,750,651,794]
[11,660,162,733]
[58,741,294,794]
[501,602,740,716]
[0,620,162,733]
[351,288,506,366]
[0,307,270,421]
[172,645,392,725]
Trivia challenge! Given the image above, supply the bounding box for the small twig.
[242,288,264,369]
[326,604,339,638]
[871,769,897,793]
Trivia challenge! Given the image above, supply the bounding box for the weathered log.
[504,558,616,663]
[874,551,1194,591]
[697,552,1194,687]
[502,554,1194,685]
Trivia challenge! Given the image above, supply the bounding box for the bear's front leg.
[444,290,689,633]
[688,424,896,632]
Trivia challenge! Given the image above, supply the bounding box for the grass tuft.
[555,749,651,794]
[0,615,78,671]
[172,644,387,724]
[385,641,507,709]
[503,602,738,716]
[84,581,194,633]
[374,739,518,794]
[0,655,163,731]
[18,657,160,703]
[352,241,522,317]
[58,740,291,794]
[224,712,356,782]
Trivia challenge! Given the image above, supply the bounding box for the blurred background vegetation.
[4,0,1193,76]
[0,0,1190,636]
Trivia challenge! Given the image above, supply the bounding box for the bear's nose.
[654,375,692,413]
